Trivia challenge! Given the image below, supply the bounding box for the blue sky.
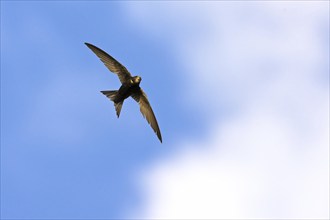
[1,1,329,219]
[1,2,194,218]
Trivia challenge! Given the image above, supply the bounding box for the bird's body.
[107,80,139,103]
[116,83,134,102]
[85,43,162,143]
[115,76,141,103]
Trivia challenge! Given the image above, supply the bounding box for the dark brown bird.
[85,42,162,143]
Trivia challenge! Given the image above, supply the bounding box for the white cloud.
[125,1,329,218]
[137,111,328,218]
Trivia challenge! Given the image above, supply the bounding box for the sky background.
[1,1,329,219]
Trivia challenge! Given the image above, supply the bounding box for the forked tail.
[101,90,124,118]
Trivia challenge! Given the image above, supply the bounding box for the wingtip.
[84,42,92,48]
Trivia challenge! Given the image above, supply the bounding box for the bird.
[85,42,162,143]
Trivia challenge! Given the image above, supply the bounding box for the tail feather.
[101,90,117,101]
[114,102,123,118]
[101,90,124,118]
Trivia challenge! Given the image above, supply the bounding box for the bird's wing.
[131,88,162,143]
[85,42,132,84]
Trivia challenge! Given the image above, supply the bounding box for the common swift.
[85,42,162,143]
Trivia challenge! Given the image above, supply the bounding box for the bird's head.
[132,76,142,84]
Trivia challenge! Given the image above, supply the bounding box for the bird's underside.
[85,42,162,143]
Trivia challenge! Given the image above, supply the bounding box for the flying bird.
[85,42,162,143]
